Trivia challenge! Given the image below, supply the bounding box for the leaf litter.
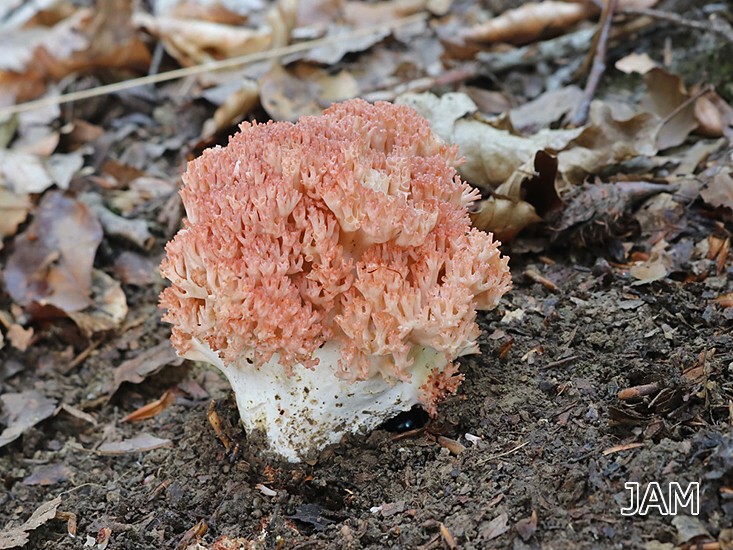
[0,0,732,547]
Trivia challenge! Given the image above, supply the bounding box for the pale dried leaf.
[110,340,184,395]
[0,190,31,246]
[0,496,62,549]
[4,191,102,313]
[700,169,733,210]
[641,68,698,150]
[461,1,594,45]
[67,269,128,335]
[0,390,57,449]
[481,512,510,541]
[615,52,657,75]
[95,433,172,455]
[22,464,73,486]
[202,80,259,138]
[134,0,296,66]
[260,63,359,121]
[6,324,33,352]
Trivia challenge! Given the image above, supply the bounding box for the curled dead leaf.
[461,1,595,45]
[4,191,103,315]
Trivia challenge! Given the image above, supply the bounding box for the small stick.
[524,268,560,293]
[0,13,427,118]
[571,0,619,126]
[617,382,660,401]
[623,7,733,45]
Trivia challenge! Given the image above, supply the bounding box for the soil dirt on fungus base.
[1,249,732,549]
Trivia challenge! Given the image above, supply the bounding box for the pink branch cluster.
[161,99,510,416]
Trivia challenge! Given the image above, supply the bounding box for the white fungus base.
[183,339,448,462]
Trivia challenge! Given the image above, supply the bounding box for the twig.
[0,13,427,118]
[623,7,733,45]
[571,0,618,126]
[476,441,529,466]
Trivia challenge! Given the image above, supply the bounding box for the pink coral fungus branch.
[160,99,511,461]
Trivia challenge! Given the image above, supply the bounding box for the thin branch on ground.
[0,13,426,118]
[623,7,733,45]
[571,0,619,126]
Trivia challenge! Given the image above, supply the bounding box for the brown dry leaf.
[201,79,259,138]
[134,0,297,66]
[4,191,103,314]
[0,496,62,549]
[260,63,359,121]
[556,102,658,186]
[0,0,150,103]
[515,510,538,542]
[113,251,160,286]
[154,0,258,23]
[481,512,510,541]
[631,240,671,285]
[66,269,128,336]
[0,190,31,250]
[694,91,733,138]
[122,390,176,422]
[509,86,584,132]
[641,68,698,150]
[6,324,33,352]
[400,92,657,190]
[110,340,184,396]
[342,0,426,28]
[0,150,82,193]
[615,52,657,75]
[461,1,595,45]
[700,168,733,211]
[471,151,560,241]
[0,390,57,449]
[22,463,73,486]
[95,433,173,455]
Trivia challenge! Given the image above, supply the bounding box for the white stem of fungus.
[184,339,448,462]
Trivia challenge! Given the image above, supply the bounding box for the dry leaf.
[22,464,73,486]
[515,510,538,541]
[694,91,733,138]
[631,240,671,285]
[0,0,150,103]
[461,1,595,45]
[471,151,560,240]
[0,190,31,249]
[615,52,657,75]
[95,433,173,455]
[66,269,128,335]
[700,168,733,211]
[6,324,33,352]
[110,340,184,395]
[201,79,259,138]
[260,63,359,121]
[0,496,62,549]
[342,0,426,28]
[481,512,510,541]
[134,0,296,66]
[509,86,584,132]
[122,390,176,422]
[113,251,160,286]
[399,92,657,191]
[4,191,103,314]
[641,68,698,150]
[0,390,57,449]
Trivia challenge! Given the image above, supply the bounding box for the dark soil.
[2,245,732,549]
